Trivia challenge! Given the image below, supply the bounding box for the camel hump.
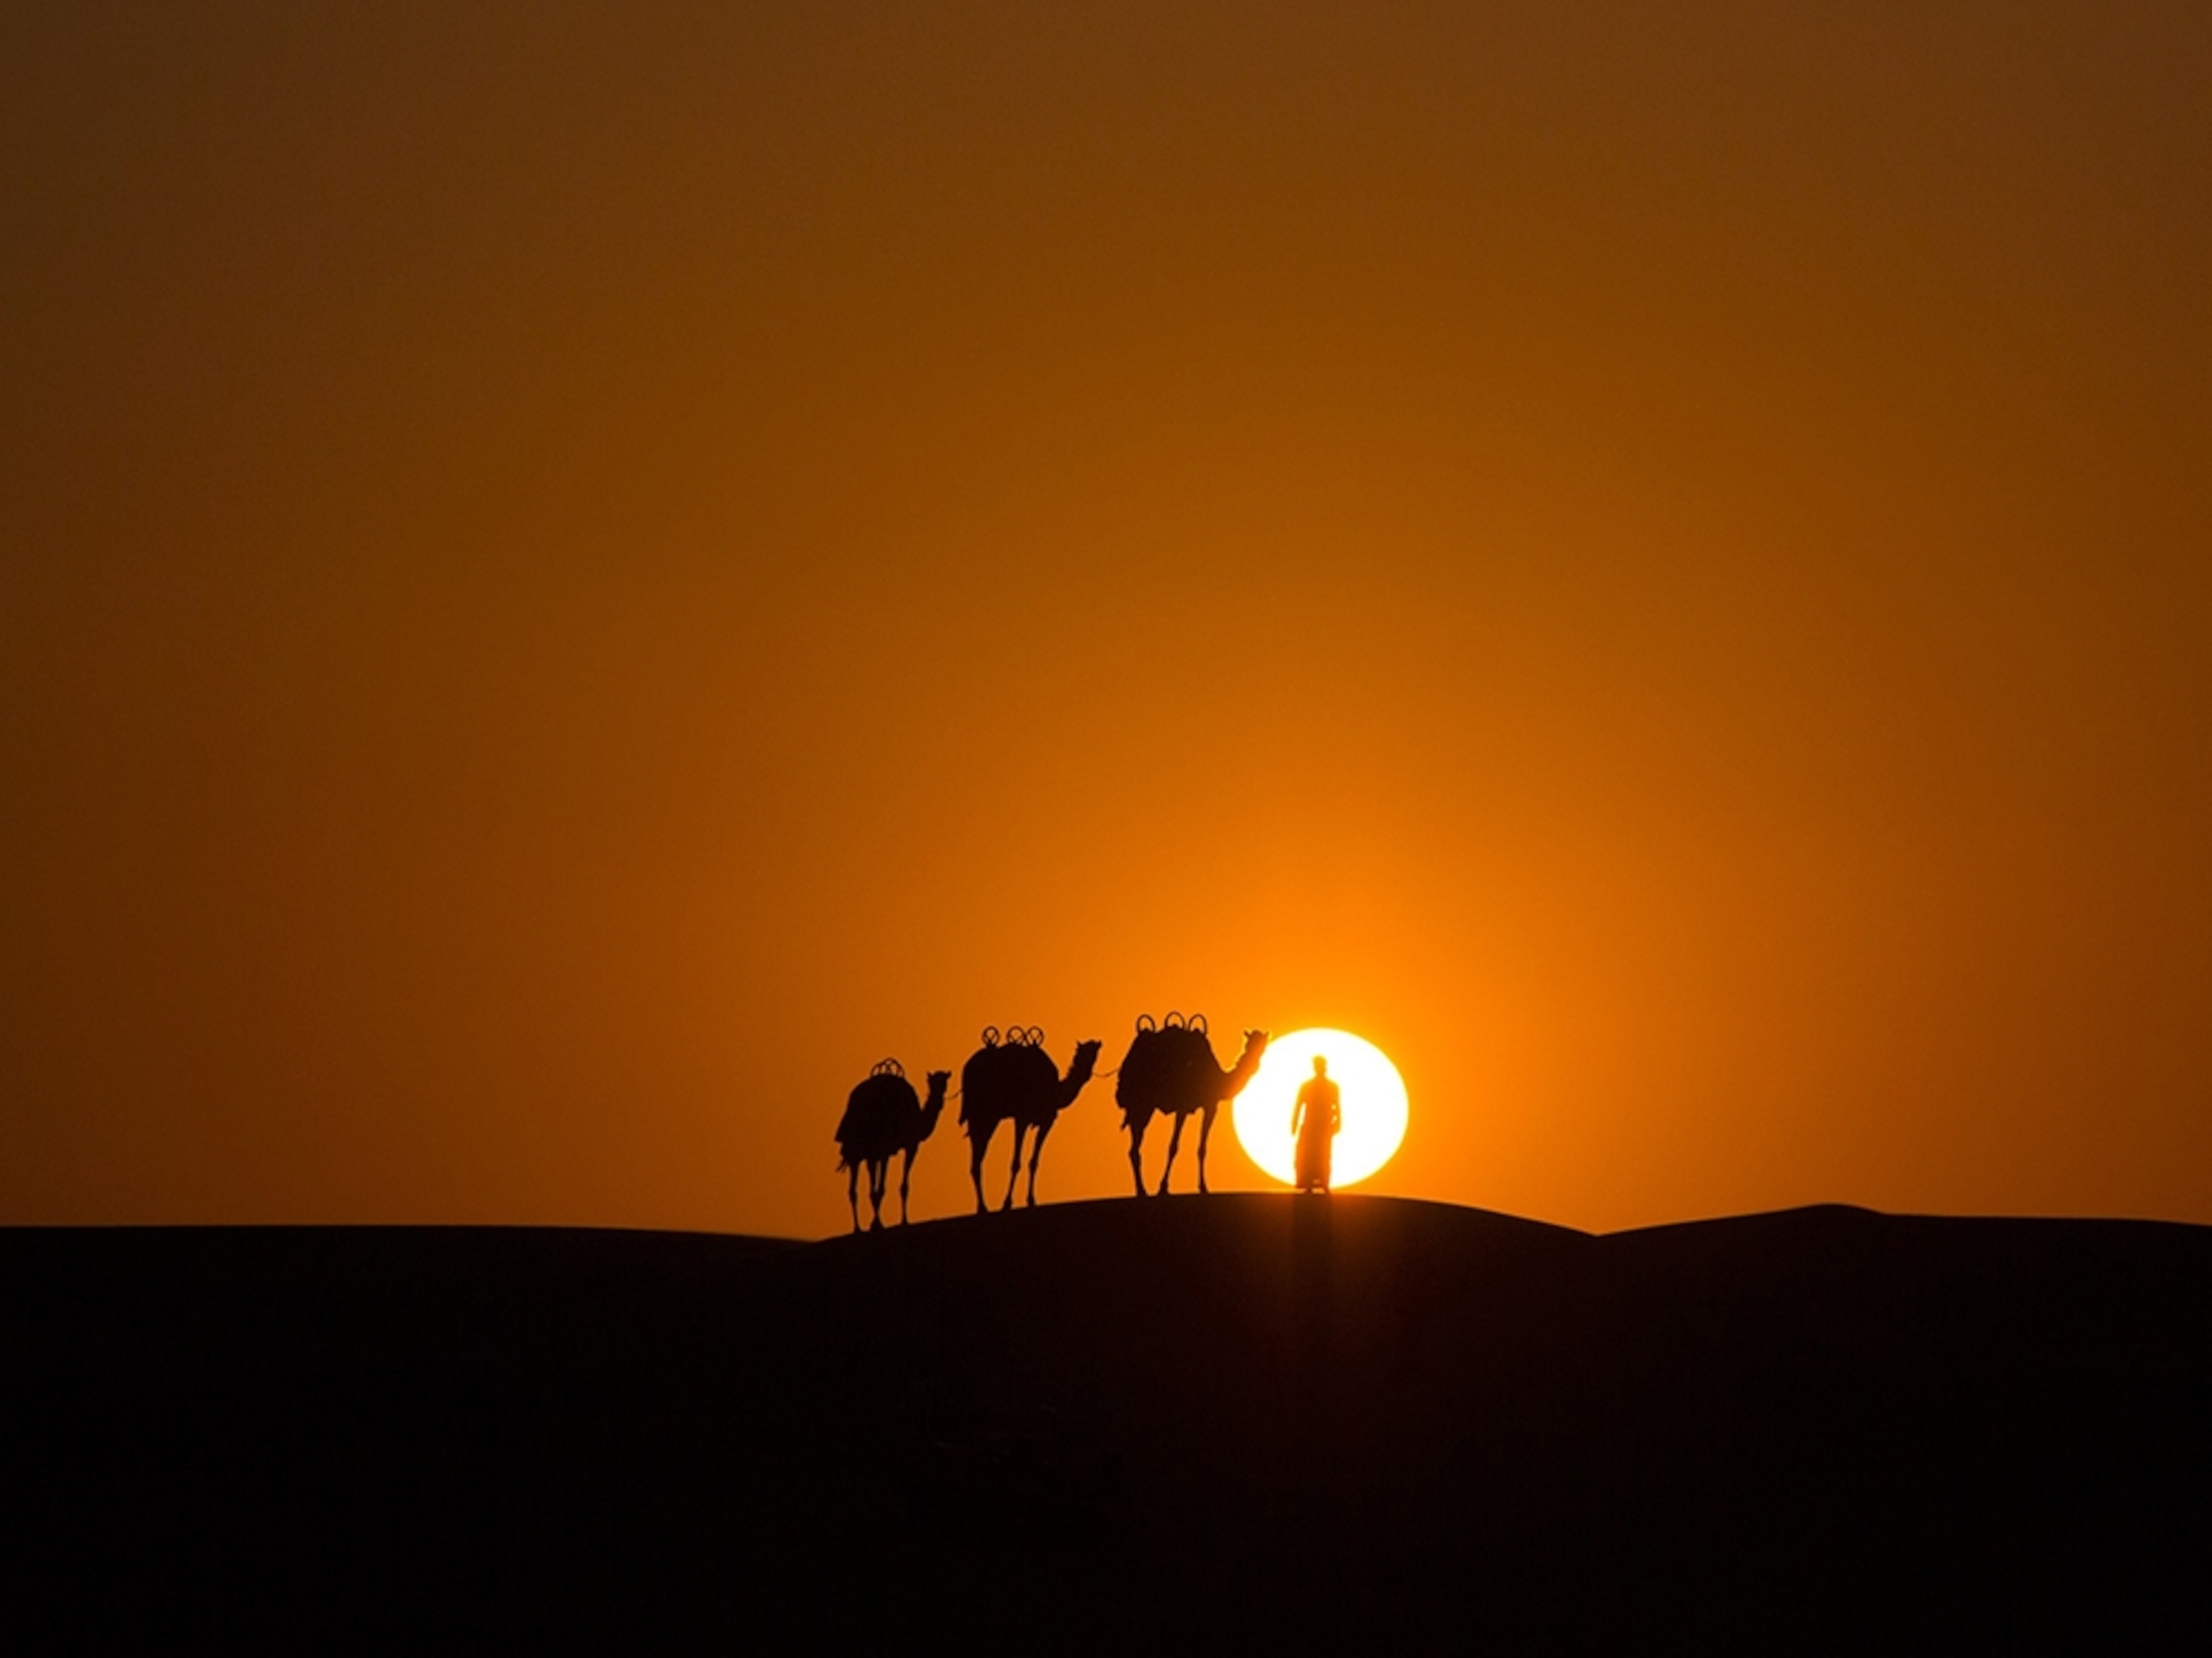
[1115,1018,1218,1114]
[1002,1041,1058,1087]
[960,1041,1007,1095]
[854,1070,920,1110]
[960,1035,1057,1124]
[837,1070,919,1154]
[1160,1022,1218,1067]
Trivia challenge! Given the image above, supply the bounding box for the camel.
[1115,1013,1269,1196]
[958,1026,1104,1213]
[835,1060,951,1232]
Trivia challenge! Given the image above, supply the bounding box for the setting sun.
[1233,1028,1409,1190]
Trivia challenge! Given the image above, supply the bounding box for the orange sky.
[4,3,2209,1238]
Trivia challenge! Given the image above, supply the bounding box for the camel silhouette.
[835,1060,951,1232]
[1115,1013,1269,1197]
[958,1026,1104,1214]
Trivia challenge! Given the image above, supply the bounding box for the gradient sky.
[5,2,2209,1238]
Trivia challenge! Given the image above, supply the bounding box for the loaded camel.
[1115,1013,1269,1196]
[835,1059,951,1232]
[959,1026,1104,1213]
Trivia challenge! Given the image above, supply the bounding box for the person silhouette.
[1291,1054,1341,1194]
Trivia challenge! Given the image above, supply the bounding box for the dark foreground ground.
[4,1196,2209,1650]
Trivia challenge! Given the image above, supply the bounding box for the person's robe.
[1292,1075,1341,1191]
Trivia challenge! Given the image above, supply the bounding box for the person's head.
[1311,1054,1328,1077]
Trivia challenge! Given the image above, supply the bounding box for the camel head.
[1220,1029,1271,1097]
[1051,1037,1101,1099]
[918,1070,952,1138]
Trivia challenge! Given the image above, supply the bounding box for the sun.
[1232,1028,1408,1190]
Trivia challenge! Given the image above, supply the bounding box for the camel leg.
[846,1163,860,1234]
[968,1129,992,1215]
[899,1147,915,1225]
[1195,1103,1218,1196]
[1157,1113,1187,1197]
[1128,1118,1150,1198]
[1025,1117,1054,1208]
[868,1158,886,1232]
[1002,1123,1027,1212]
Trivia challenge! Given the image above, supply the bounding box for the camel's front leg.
[1002,1123,1028,1211]
[1156,1113,1187,1196]
[1127,1119,1150,1198]
[899,1147,916,1225]
[868,1158,888,1232]
[846,1162,862,1234]
[1025,1118,1054,1208]
[1195,1103,1219,1195]
[968,1129,993,1215]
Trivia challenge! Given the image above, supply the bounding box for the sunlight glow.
[1232,1027,1408,1190]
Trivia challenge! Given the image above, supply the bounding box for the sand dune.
[6,1197,2208,1646]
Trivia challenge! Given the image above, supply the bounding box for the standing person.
[1291,1054,1341,1193]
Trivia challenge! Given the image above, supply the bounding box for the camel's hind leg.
[1156,1113,1187,1196]
[1024,1117,1055,1209]
[1127,1116,1151,1198]
[845,1162,861,1233]
[1195,1103,1219,1196]
[1002,1123,1028,1212]
[867,1157,888,1231]
[899,1147,917,1224]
